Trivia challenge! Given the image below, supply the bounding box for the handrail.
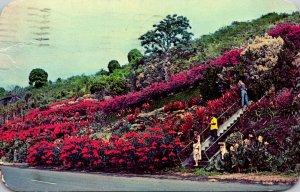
[204,116,240,157]
[199,101,238,138]
[178,101,239,155]
[218,101,238,120]
[204,93,270,160]
[178,140,193,155]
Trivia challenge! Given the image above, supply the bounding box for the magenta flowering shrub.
[210,49,242,66]
[268,23,300,49]
[274,89,293,109]
[235,89,299,155]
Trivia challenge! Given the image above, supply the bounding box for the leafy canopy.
[128,49,143,64]
[0,87,5,97]
[29,68,48,88]
[139,14,193,54]
[108,60,121,73]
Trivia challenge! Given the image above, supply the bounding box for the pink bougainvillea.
[268,23,300,49]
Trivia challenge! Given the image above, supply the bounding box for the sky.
[0,0,299,89]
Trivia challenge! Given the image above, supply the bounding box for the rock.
[130,124,141,131]
[68,101,79,105]
[292,53,300,68]
[172,110,185,115]
[138,107,164,118]
[92,132,111,141]
[52,104,66,109]
[208,179,217,182]
[262,181,274,185]
[103,96,113,101]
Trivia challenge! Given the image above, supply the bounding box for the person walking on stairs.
[192,133,201,166]
[238,80,249,110]
[209,114,218,142]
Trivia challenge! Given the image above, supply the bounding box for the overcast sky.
[0,0,299,89]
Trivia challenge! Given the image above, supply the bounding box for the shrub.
[211,134,275,173]
[108,76,128,96]
[95,69,109,76]
[241,34,284,79]
[108,60,121,73]
[27,140,60,166]
[90,81,107,94]
[268,23,300,49]
[128,49,143,67]
[200,67,222,101]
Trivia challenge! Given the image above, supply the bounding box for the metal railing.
[203,117,240,161]
[177,101,240,161]
[203,93,269,162]
[199,101,239,142]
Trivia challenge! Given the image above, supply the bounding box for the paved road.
[0,170,12,192]
[0,166,292,191]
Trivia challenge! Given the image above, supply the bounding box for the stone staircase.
[181,108,244,168]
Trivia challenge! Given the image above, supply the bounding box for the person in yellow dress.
[209,114,218,141]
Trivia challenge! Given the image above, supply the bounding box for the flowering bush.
[241,34,284,78]
[211,134,275,173]
[163,101,186,112]
[59,137,106,169]
[25,126,183,172]
[194,107,206,123]
[27,140,60,166]
[210,49,242,66]
[274,89,293,109]
[268,23,300,49]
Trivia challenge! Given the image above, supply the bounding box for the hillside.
[1,12,299,111]
[0,13,299,174]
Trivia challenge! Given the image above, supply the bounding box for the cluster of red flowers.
[247,89,295,112]
[27,126,183,172]
[164,101,188,112]
[206,87,240,115]
[210,49,243,66]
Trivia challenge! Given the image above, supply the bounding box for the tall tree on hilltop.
[139,14,193,54]
[29,68,48,88]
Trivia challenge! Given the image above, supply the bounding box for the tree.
[90,81,107,94]
[0,87,5,97]
[199,67,222,101]
[139,14,193,54]
[29,68,48,88]
[108,76,128,96]
[127,49,143,65]
[107,60,121,73]
[95,69,109,76]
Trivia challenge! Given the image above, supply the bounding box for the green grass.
[194,168,219,176]
[148,85,202,111]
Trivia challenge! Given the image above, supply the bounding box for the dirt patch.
[208,173,299,185]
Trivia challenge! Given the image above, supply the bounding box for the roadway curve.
[0,166,292,191]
